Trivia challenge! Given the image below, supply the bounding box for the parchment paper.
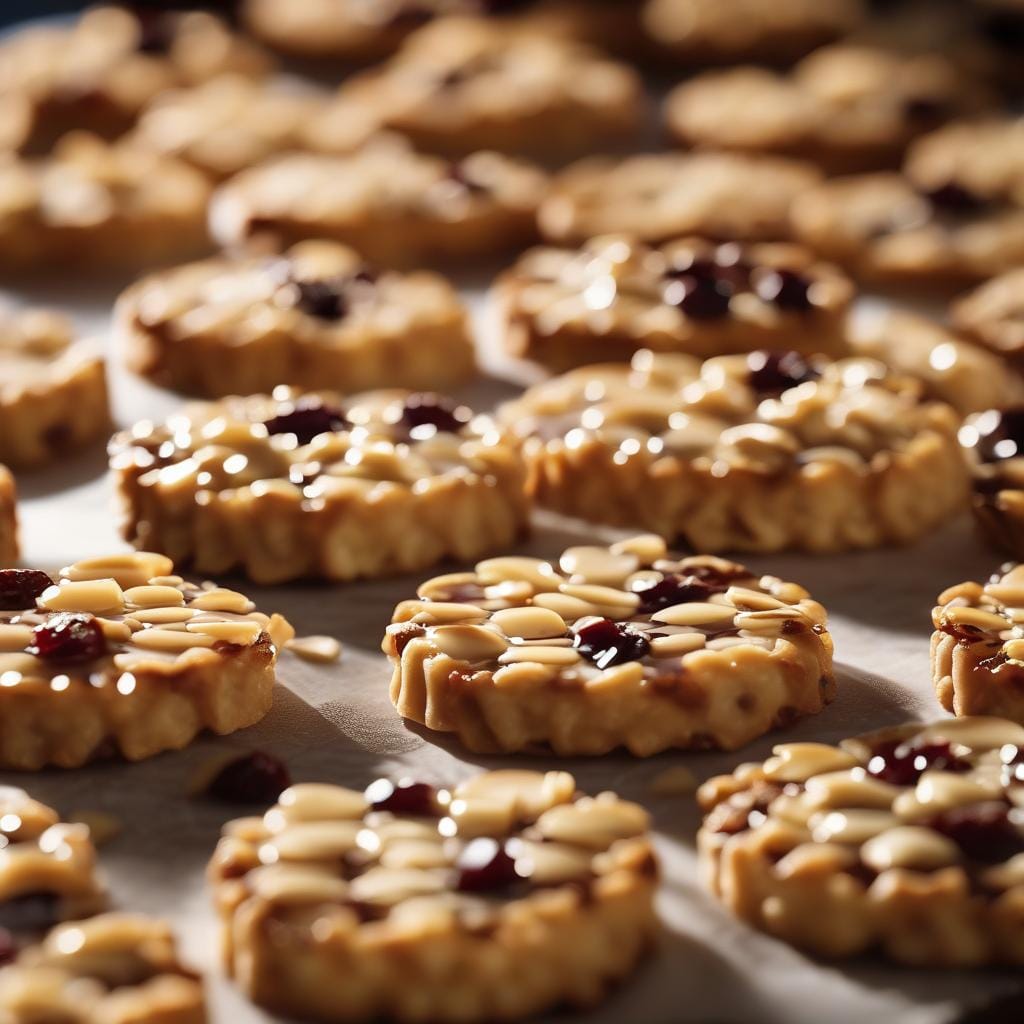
[4,267,1023,1024]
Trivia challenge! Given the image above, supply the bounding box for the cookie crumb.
[648,766,698,796]
[287,635,343,664]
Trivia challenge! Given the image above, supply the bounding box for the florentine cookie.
[959,408,1024,558]
[0,468,17,565]
[790,171,1024,287]
[0,307,109,469]
[539,152,821,246]
[951,269,1024,369]
[310,17,644,160]
[109,390,528,584]
[698,716,1024,966]
[117,241,475,397]
[495,235,854,372]
[0,5,270,154]
[385,535,835,754]
[0,914,205,1023]
[851,311,1024,416]
[500,349,968,553]
[0,133,211,274]
[210,770,657,1022]
[0,552,293,771]
[665,45,988,173]
[642,0,864,64]
[210,136,546,269]
[0,787,105,937]
[932,565,1024,722]
[130,75,345,183]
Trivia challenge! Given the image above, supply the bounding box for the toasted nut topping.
[860,826,961,872]
[186,620,262,645]
[559,546,639,585]
[188,588,253,613]
[558,583,640,610]
[475,557,558,590]
[39,578,125,614]
[649,633,706,657]
[63,552,174,588]
[490,607,567,640]
[411,603,489,625]
[431,624,509,662]
[651,602,736,627]
[610,534,667,566]
[286,635,343,663]
[123,585,186,608]
[498,645,581,666]
[131,629,217,652]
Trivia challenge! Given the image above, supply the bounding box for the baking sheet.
[3,269,1022,1024]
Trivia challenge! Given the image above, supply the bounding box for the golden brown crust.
[0,467,16,565]
[699,717,1024,967]
[209,137,546,270]
[116,242,475,398]
[495,235,853,373]
[210,770,658,1023]
[384,535,835,755]
[0,552,292,771]
[501,350,969,554]
[109,389,529,584]
[309,18,644,160]
[0,914,205,1024]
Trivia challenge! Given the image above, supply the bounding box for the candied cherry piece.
[754,268,813,312]
[634,574,713,613]
[967,409,1024,463]
[0,927,14,966]
[133,9,176,54]
[456,838,523,892]
[292,278,349,321]
[928,802,1024,864]
[399,394,472,436]
[263,398,348,445]
[0,570,54,611]
[206,752,291,804]
[31,613,106,663]
[747,350,820,394]
[1002,744,1024,786]
[867,738,969,787]
[667,275,732,320]
[0,892,60,933]
[572,618,650,668]
[365,778,438,816]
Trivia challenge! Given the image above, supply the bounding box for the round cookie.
[0,552,293,771]
[210,136,547,270]
[129,75,344,183]
[932,565,1024,722]
[210,770,657,1022]
[539,152,821,246]
[310,17,645,161]
[0,914,204,1023]
[117,241,476,398]
[385,535,835,755]
[665,44,989,173]
[699,716,1024,966]
[0,307,109,469]
[642,0,864,64]
[109,390,528,584]
[499,349,968,554]
[0,468,16,565]
[0,5,271,153]
[851,310,1024,416]
[0,134,211,275]
[789,171,1024,287]
[495,235,854,372]
[0,787,105,938]
[951,269,1024,368]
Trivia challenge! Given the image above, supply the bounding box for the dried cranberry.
[206,752,291,804]
[263,398,348,445]
[0,892,59,933]
[633,573,714,613]
[455,838,522,892]
[928,802,1024,863]
[133,9,175,54]
[0,928,14,966]
[0,570,54,611]
[867,738,969,787]
[30,614,106,663]
[292,278,349,321]
[365,778,438,816]
[967,409,1024,463]
[665,274,733,320]
[747,351,820,394]
[572,618,650,668]
[922,181,988,212]
[754,269,813,312]
[1002,744,1024,786]
[399,394,471,436]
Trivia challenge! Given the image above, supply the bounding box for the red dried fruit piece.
[30,614,106,663]
[572,618,650,668]
[455,838,523,892]
[263,398,348,445]
[866,738,970,787]
[0,570,54,611]
[206,752,292,804]
[365,778,438,816]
